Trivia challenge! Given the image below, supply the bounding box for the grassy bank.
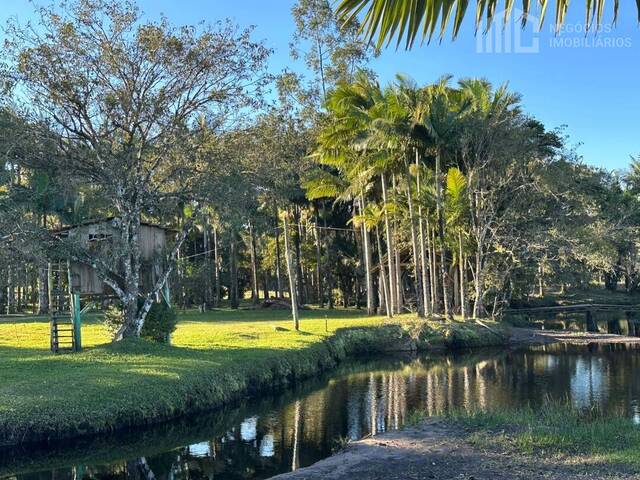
[0,308,508,447]
[449,403,640,468]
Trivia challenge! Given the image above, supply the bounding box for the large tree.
[2,0,270,338]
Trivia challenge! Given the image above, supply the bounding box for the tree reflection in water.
[5,344,640,480]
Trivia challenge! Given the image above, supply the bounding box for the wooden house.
[54,217,173,295]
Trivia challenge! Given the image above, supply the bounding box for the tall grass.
[448,400,640,466]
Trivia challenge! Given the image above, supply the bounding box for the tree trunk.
[119,214,143,338]
[213,225,220,307]
[293,206,305,305]
[538,263,544,297]
[430,224,439,312]
[435,151,452,320]
[359,194,375,316]
[7,265,15,314]
[314,214,323,308]
[392,175,404,313]
[381,173,395,316]
[473,246,485,318]
[37,263,49,315]
[459,230,467,320]
[204,219,213,308]
[405,154,424,318]
[274,210,284,298]
[249,221,259,305]
[376,226,391,318]
[229,234,239,309]
[262,270,270,300]
[323,205,335,309]
[453,267,460,311]
[282,209,299,330]
[415,153,431,316]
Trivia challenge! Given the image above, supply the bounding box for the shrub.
[102,300,177,343]
[103,304,124,338]
[141,301,178,343]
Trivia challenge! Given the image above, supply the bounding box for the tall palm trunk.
[458,230,467,319]
[380,173,395,316]
[405,153,424,318]
[431,226,440,311]
[314,214,323,307]
[415,152,432,316]
[426,219,437,311]
[282,208,299,330]
[376,226,391,318]
[435,150,453,319]
[392,175,404,313]
[323,208,335,309]
[359,193,375,316]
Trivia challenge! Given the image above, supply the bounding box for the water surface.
[3,343,640,480]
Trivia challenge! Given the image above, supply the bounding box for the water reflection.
[533,309,640,336]
[3,343,640,480]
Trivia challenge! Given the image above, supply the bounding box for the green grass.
[448,402,640,467]
[0,307,507,447]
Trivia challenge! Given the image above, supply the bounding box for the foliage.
[103,301,177,343]
[103,304,125,338]
[140,302,178,342]
[1,0,271,337]
[336,0,630,50]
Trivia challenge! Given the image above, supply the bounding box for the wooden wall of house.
[67,221,168,295]
[139,225,167,260]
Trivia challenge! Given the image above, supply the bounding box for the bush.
[104,304,124,338]
[102,300,177,343]
[141,301,177,343]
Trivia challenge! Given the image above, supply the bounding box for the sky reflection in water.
[3,343,640,480]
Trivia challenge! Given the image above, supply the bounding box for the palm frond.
[336,0,630,49]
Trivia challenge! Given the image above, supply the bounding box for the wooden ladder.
[50,312,76,353]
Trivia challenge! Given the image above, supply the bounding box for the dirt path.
[272,419,638,480]
[509,327,640,345]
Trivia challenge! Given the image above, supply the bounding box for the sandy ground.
[271,329,640,480]
[272,419,639,480]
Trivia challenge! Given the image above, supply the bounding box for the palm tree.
[309,75,382,315]
[445,167,468,319]
[353,202,393,317]
[416,77,471,319]
[336,0,631,50]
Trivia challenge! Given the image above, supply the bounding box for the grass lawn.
[0,307,406,446]
[0,307,507,447]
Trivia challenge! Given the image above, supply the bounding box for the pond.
[2,342,640,480]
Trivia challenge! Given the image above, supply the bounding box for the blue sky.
[2,0,638,170]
